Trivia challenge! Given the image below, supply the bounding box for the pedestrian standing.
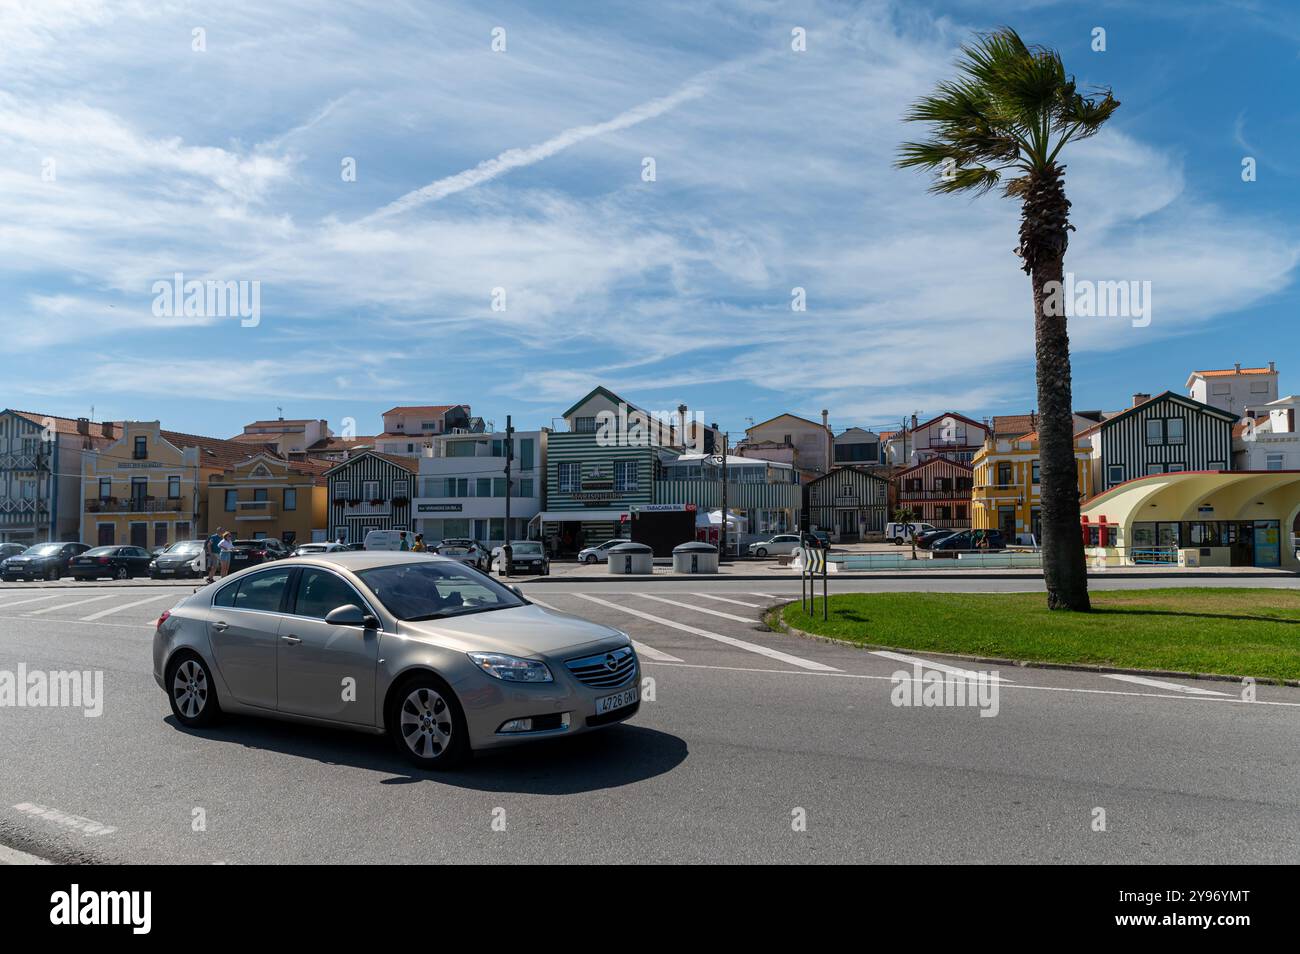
[399,530,410,551]
[218,531,235,577]
[412,533,427,552]
[206,526,223,583]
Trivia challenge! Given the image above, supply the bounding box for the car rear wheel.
[893,536,904,545]
[166,653,221,727]
[115,566,129,580]
[388,674,469,770]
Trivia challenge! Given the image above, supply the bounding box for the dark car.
[434,538,489,570]
[930,529,1007,557]
[916,528,961,550]
[70,545,154,579]
[803,530,831,549]
[1,542,91,581]
[0,542,29,562]
[230,538,290,569]
[491,539,550,576]
[149,540,208,579]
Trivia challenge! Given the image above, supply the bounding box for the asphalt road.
[1,575,1297,864]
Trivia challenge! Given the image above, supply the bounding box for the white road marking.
[1102,673,1229,696]
[79,594,171,621]
[749,593,779,599]
[695,592,762,608]
[25,593,120,615]
[0,594,63,610]
[530,595,683,661]
[633,593,754,623]
[871,649,1011,683]
[573,593,838,672]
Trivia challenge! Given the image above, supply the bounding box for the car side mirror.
[325,604,376,629]
[505,584,523,598]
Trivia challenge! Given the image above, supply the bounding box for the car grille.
[564,646,637,689]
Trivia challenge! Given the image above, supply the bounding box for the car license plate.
[594,686,638,715]
[160,568,173,574]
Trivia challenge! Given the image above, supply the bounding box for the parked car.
[930,529,1008,557]
[803,530,832,549]
[434,539,489,571]
[1,542,91,581]
[0,542,30,562]
[290,542,349,557]
[152,552,640,768]
[746,534,802,558]
[885,522,938,545]
[71,545,154,580]
[491,540,550,575]
[231,538,290,570]
[150,540,208,579]
[364,529,414,551]
[916,528,961,550]
[577,538,627,565]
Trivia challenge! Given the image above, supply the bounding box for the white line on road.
[694,593,762,608]
[871,649,1012,683]
[25,593,120,615]
[80,594,171,621]
[0,594,63,610]
[749,593,779,599]
[633,593,754,623]
[1102,673,1229,696]
[529,595,683,662]
[573,593,838,672]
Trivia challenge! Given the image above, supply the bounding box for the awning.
[535,510,629,523]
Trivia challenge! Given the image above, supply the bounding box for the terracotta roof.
[382,405,461,417]
[307,436,375,450]
[159,429,278,469]
[1190,367,1274,377]
[991,413,1038,435]
[9,410,121,438]
[1231,415,1270,439]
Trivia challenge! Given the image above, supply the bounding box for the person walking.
[206,526,224,583]
[399,530,410,551]
[412,533,427,552]
[218,531,235,577]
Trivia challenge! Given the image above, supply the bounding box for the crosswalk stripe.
[25,594,120,615]
[632,593,753,623]
[528,595,683,662]
[0,594,64,610]
[871,650,1011,682]
[694,593,762,608]
[572,593,838,672]
[80,594,172,621]
[1102,673,1229,696]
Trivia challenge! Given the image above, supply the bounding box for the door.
[207,566,291,709]
[276,567,379,725]
[1253,521,1280,567]
[97,524,115,545]
[129,522,147,548]
[838,511,857,540]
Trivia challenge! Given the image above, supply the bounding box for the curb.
[524,569,1296,584]
[766,603,1300,688]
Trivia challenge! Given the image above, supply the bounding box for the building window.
[519,438,535,471]
[558,462,580,493]
[996,462,1012,486]
[1145,419,1164,445]
[477,477,491,498]
[225,490,238,511]
[493,477,507,497]
[176,521,191,540]
[519,478,534,497]
[362,480,380,500]
[1031,461,1040,484]
[335,526,348,543]
[1167,463,1186,473]
[1146,463,1164,476]
[133,436,148,460]
[574,417,597,434]
[283,488,297,511]
[615,460,638,491]
[1166,418,1185,444]
[1207,460,1226,471]
[154,522,168,548]
[98,478,112,500]
[1107,464,1125,486]
[1266,453,1284,471]
[393,480,408,496]
[334,482,350,501]
[420,420,437,431]
[167,475,181,499]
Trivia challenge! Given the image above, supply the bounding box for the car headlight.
[468,652,553,683]
[149,561,157,568]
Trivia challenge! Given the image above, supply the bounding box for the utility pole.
[502,415,513,577]
[719,431,729,564]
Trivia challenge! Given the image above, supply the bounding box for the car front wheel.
[755,547,767,558]
[115,566,129,580]
[388,674,469,770]
[584,554,596,564]
[167,653,222,727]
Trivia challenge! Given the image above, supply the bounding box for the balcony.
[87,497,183,514]
[897,488,973,501]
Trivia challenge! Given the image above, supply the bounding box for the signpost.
[797,544,828,620]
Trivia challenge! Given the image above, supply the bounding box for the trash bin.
[607,541,653,575]
[672,541,718,574]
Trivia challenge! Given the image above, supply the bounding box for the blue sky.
[1,0,1297,440]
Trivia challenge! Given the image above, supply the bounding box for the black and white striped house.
[1088,391,1236,493]
[803,466,890,541]
[324,451,417,545]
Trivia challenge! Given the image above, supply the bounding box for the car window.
[294,568,364,619]
[357,562,525,621]
[230,567,291,613]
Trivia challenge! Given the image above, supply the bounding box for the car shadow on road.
[164,715,687,794]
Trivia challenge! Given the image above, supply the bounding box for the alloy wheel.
[399,687,453,759]
[172,659,208,718]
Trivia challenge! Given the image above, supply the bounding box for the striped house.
[894,457,975,529]
[1083,391,1236,495]
[803,466,890,541]
[324,451,418,545]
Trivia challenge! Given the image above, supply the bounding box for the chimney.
[1132,393,1151,408]
[76,417,89,436]
[1234,362,1241,372]
[101,421,114,438]
[1269,361,1276,372]
[911,413,919,429]
[821,409,829,429]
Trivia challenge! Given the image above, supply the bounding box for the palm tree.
[897,27,1118,611]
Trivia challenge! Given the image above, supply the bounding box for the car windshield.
[357,561,526,621]
[26,544,63,556]
[509,541,542,555]
[169,541,204,554]
[85,546,117,556]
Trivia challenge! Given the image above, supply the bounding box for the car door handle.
[281,635,302,645]
[212,621,229,632]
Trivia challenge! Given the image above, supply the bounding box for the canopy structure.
[696,509,747,529]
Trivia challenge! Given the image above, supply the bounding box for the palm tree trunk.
[1019,163,1091,611]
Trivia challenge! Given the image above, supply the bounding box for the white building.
[231,417,333,460]
[1187,363,1279,419]
[412,429,546,546]
[377,404,482,457]
[1233,395,1300,471]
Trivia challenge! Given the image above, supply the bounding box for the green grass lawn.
[778,588,1300,682]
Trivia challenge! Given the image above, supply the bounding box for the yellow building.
[971,429,1094,542]
[207,453,328,546]
[79,421,259,548]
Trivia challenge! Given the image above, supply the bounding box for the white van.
[885,522,937,545]
[363,529,412,551]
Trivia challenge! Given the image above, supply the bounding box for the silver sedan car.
[152,552,640,769]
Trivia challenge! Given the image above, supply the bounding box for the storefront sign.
[417,503,462,512]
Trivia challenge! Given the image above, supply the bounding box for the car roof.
[272,551,456,570]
